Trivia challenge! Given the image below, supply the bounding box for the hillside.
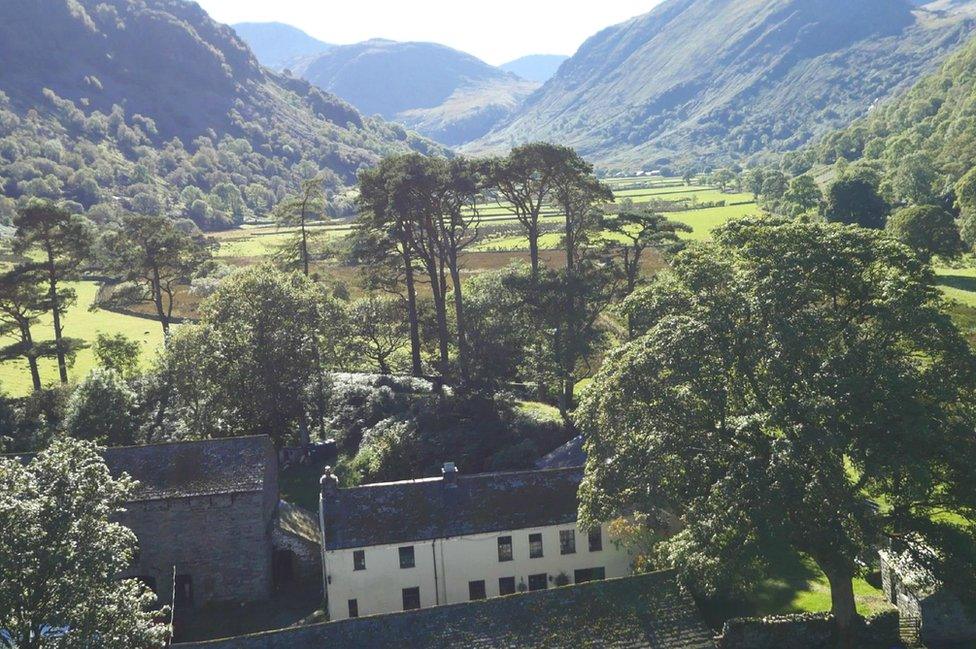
[0,0,441,228]
[791,31,976,186]
[290,40,539,146]
[232,22,331,70]
[469,0,976,170]
[500,55,569,83]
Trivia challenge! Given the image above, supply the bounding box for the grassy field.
[0,281,166,396]
[699,548,892,629]
[0,178,761,395]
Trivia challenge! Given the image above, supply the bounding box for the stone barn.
[103,435,279,609]
[880,547,976,646]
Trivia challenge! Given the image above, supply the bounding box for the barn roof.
[535,435,587,469]
[175,570,716,649]
[102,435,274,502]
[322,466,582,550]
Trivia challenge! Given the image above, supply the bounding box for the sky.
[194,0,662,65]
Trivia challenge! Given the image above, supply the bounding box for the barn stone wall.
[121,490,276,606]
[717,612,899,649]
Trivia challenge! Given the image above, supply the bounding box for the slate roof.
[323,467,582,550]
[102,436,274,502]
[175,570,717,649]
[535,435,587,469]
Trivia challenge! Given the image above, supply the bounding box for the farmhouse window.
[353,550,366,571]
[497,535,513,562]
[528,573,548,591]
[498,576,516,596]
[588,527,603,552]
[402,587,421,611]
[399,546,415,569]
[574,567,607,583]
[469,580,487,601]
[348,599,359,618]
[559,529,576,555]
[529,533,544,558]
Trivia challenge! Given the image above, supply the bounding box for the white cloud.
[195,0,661,65]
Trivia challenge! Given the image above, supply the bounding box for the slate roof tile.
[323,466,583,550]
[175,570,716,649]
[102,435,274,502]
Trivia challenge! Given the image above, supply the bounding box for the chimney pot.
[320,466,339,497]
[442,462,458,487]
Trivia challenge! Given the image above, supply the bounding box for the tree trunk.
[819,559,859,647]
[403,254,422,377]
[300,217,310,277]
[45,250,68,384]
[151,265,170,339]
[448,258,468,384]
[430,262,450,379]
[528,228,540,279]
[22,325,41,392]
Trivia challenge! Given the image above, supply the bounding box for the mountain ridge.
[284,39,540,146]
[232,22,332,70]
[469,0,976,170]
[0,0,442,227]
[500,55,569,83]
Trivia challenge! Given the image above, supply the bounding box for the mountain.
[0,0,441,228]
[469,0,976,170]
[791,31,976,187]
[232,22,331,70]
[500,55,569,84]
[290,40,540,146]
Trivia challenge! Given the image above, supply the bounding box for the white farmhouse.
[318,462,634,621]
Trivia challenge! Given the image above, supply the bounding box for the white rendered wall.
[324,521,633,620]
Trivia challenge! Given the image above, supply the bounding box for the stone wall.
[881,549,976,646]
[121,490,276,607]
[919,591,976,645]
[717,612,899,649]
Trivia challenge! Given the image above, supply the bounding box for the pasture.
[0,176,760,396]
[0,281,165,396]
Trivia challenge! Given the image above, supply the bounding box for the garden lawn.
[0,281,165,397]
[699,549,893,630]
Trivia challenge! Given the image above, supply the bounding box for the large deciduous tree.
[886,204,964,262]
[155,265,326,446]
[351,295,409,375]
[13,202,94,383]
[101,213,212,338]
[0,437,169,649]
[825,178,888,229]
[577,218,976,641]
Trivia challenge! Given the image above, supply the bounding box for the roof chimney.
[442,462,458,487]
[320,466,339,499]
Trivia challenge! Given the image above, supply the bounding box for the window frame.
[528,573,548,591]
[559,529,576,555]
[468,579,487,601]
[588,527,603,552]
[529,532,544,559]
[353,549,366,571]
[398,545,415,569]
[498,576,516,596]
[401,586,421,611]
[348,598,359,618]
[497,535,513,562]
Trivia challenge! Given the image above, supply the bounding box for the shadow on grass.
[697,546,823,630]
[938,274,976,294]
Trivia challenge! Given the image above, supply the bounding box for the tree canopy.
[0,437,169,648]
[577,217,976,638]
